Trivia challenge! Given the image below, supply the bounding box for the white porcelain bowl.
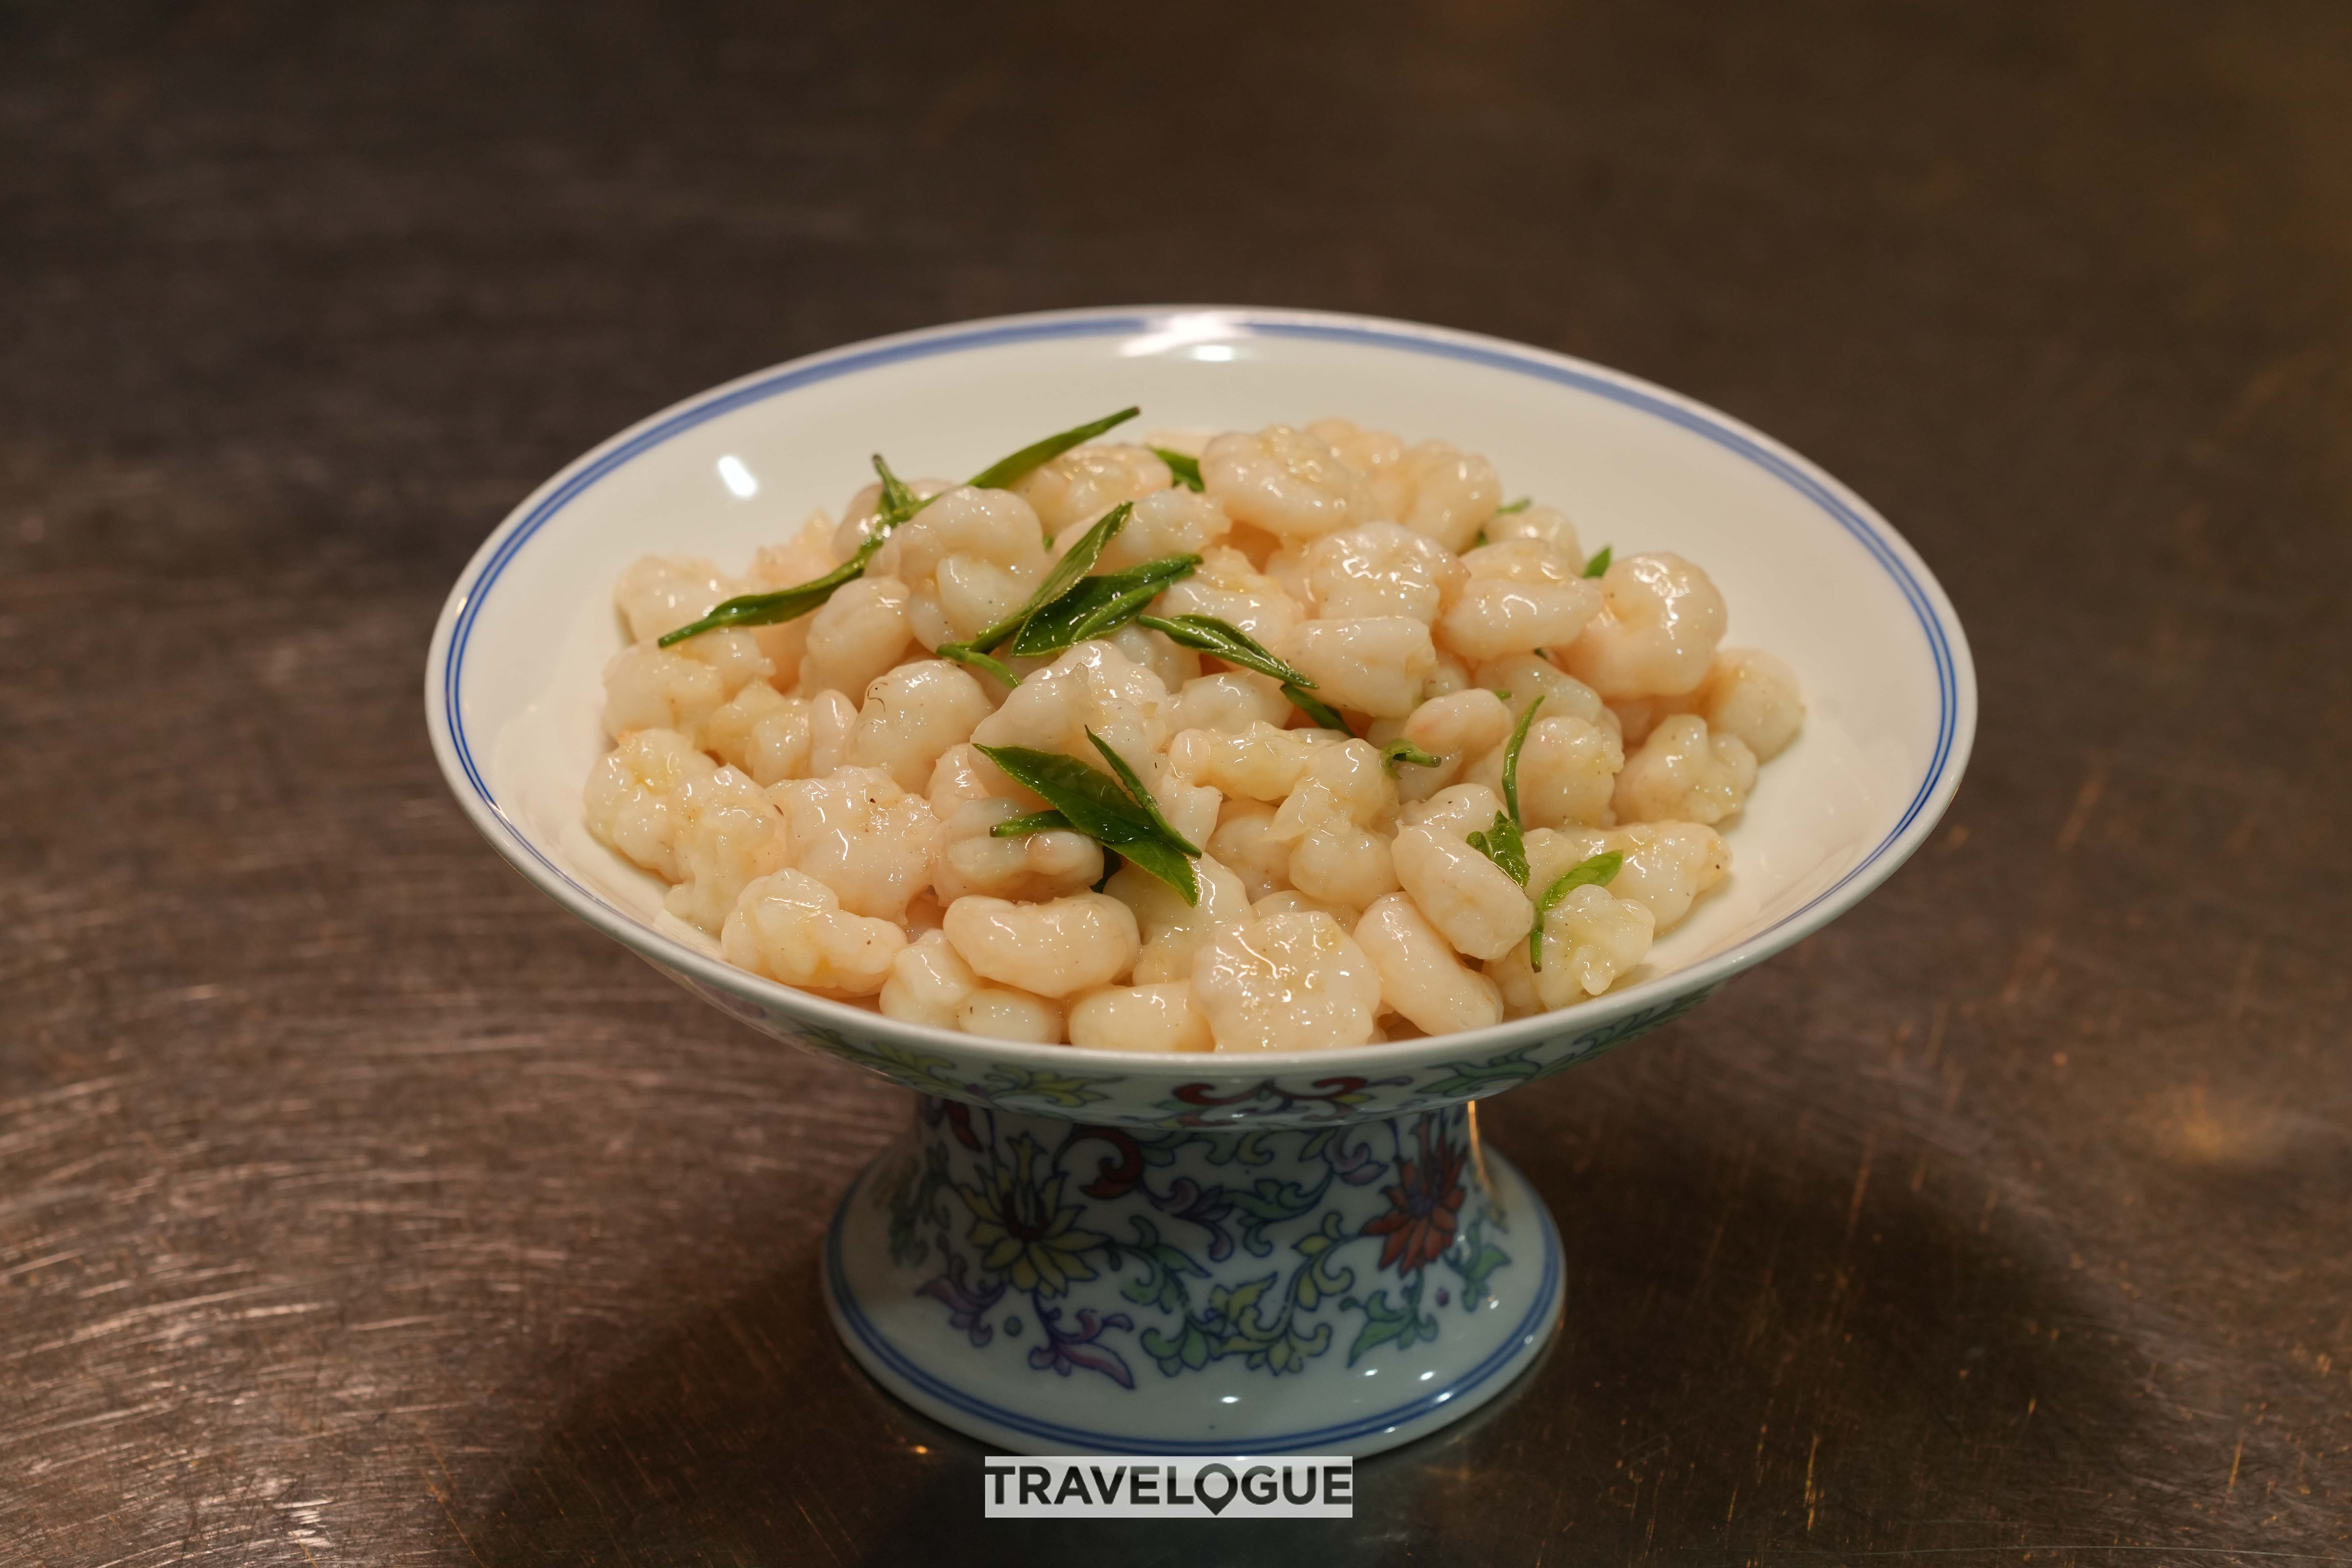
[424,307,1975,1131]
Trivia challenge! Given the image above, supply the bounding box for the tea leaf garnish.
[1529,850,1624,970]
[1152,447,1206,492]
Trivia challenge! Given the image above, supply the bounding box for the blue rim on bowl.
[424,306,1977,1086]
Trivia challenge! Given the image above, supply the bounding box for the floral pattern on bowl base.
[824,1095,1562,1457]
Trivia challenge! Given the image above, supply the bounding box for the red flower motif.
[920,1097,983,1152]
[1361,1116,1467,1276]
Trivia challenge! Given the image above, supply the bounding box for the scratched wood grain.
[3,2,2349,1563]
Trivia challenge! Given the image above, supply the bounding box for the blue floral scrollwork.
[904,1100,1513,1388]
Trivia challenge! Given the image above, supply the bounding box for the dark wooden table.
[7,3,2349,1562]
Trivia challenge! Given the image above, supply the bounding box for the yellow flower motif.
[957,1133,1105,1297]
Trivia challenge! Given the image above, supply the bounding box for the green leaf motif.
[1414,1049,1547,1099]
[979,1063,1116,1109]
[819,1032,967,1100]
[1132,1206,1356,1378]
[1441,1217,1512,1311]
[1202,1129,1279,1168]
[1211,1271,1276,1326]
[1260,1317,1334,1375]
[1290,1211,1357,1313]
[1342,1274,1437,1367]
[1118,1216,1210,1317]
[1141,1318,1215,1375]
[883,1141,955,1269]
[1225,1171,1336,1258]
[1581,544,1612,578]
[1493,496,1532,515]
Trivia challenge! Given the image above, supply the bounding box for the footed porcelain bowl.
[425,307,1975,1455]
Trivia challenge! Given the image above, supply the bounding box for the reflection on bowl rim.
[424,305,1976,1079]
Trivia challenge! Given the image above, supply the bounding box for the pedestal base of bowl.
[824,1095,1561,1457]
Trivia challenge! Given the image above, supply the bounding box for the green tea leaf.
[655,533,885,646]
[1024,500,1135,616]
[1104,831,1197,905]
[1006,580,1130,657]
[1152,447,1206,492]
[661,410,1145,647]
[1381,739,1442,774]
[1113,553,1205,590]
[935,641,1023,690]
[967,502,1133,653]
[1467,812,1528,887]
[1138,613,1354,731]
[1087,729,1201,855]
[896,410,1144,529]
[872,452,923,526]
[1529,850,1623,970]
[968,407,1141,491]
[1581,545,1612,579]
[972,739,1199,903]
[973,744,1159,844]
[1135,614,1310,687]
[1501,694,1545,828]
[1064,569,1191,644]
[1493,497,1532,515]
[1282,684,1351,733]
[1006,553,1200,657]
[990,808,1071,838]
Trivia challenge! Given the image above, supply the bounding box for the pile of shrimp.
[586,418,1802,1053]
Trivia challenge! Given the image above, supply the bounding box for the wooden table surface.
[6,3,2349,1562]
